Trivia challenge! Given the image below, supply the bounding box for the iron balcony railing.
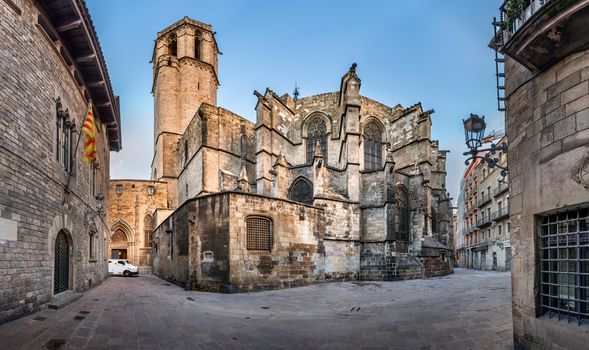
[492,206,510,221]
[493,182,509,197]
[500,0,552,40]
[478,194,492,208]
[477,215,492,228]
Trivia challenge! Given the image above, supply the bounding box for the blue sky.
[87,0,504,200]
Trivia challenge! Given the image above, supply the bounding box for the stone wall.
[0,0,114,323]
[107,180,169,267]
[506,49,589,349]
[151,192,361,292]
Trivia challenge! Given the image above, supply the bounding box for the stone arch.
[109,220,134,261]
[288,176,314,205]
[301,111,332,138]
[47,214,75,296]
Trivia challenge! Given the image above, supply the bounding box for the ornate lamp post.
[462,113,508,180]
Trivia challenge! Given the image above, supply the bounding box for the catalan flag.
[82,102,96,163]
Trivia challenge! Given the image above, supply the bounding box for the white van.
[108,259,139,277]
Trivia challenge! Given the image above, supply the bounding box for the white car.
[108,259,139,277]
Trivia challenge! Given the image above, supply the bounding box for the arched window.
[144,214,154,247]
[55,99,73,172]
[288,177,313,205]
[305,116,328,163]
[396,185,410,242]
[169,33,177,56]
[195,37,201,60]
[363,121,382,170]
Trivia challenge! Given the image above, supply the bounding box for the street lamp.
[462,113,508,181]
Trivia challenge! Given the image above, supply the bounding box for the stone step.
[48,290,83,310]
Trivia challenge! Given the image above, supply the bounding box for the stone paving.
[0,268,513,350]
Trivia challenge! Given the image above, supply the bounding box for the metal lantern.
[463,113,487,149]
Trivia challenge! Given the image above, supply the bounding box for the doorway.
[111,249,128,259]
[54,230,70,294]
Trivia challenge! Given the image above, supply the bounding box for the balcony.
[497,0,589,71]
[478,194,492,208]
[492,206,510,221]
[493,182,509,197]
[477,215,492,228]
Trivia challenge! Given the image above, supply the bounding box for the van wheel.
[123,270,131,277]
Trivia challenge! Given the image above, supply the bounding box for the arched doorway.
[111,229,129,259]
[54,230,70,294]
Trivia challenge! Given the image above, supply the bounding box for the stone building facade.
[494,0,589,348]
[110,17,454,292]
[456,136,510,271]
[0,0,120,323]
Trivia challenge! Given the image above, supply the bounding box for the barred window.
[363,121,382,170]
[246,216,272,251]
[540,207,589,325]
[305,116,328,163]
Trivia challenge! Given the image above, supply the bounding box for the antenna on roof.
[293,82,300,101]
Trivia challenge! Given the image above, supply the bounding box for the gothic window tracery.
[305,116,328,163]
[396,185,410,242]
[363,121,382,170]
[288,177,313,205]
[144,214,153,247]
[55,98,73,172]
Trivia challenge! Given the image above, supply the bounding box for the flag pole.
[66,100,93,190]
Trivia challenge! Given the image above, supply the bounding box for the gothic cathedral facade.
[107,17,454,291]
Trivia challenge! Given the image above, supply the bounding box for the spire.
[313,140,323,159]
[238,164,250,193]
[293,82,300,101]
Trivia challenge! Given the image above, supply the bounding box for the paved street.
[0,268,513,350]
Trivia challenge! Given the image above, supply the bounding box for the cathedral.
[108,17,454,292]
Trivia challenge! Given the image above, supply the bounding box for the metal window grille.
[246,217,272,251]
[540,207,589,325]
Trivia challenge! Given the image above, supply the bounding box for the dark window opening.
[288,177,313,205]
[363,121,382,170]
[169,34,177,56]
[195,37,201,59]
[396,185,410,242]
[89,232,96,260]
[55,99,73,172]
[539,207,589,325]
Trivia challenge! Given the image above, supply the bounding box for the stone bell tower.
[151,17,220,185]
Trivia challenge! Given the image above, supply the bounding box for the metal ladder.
[492,17,506,112]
